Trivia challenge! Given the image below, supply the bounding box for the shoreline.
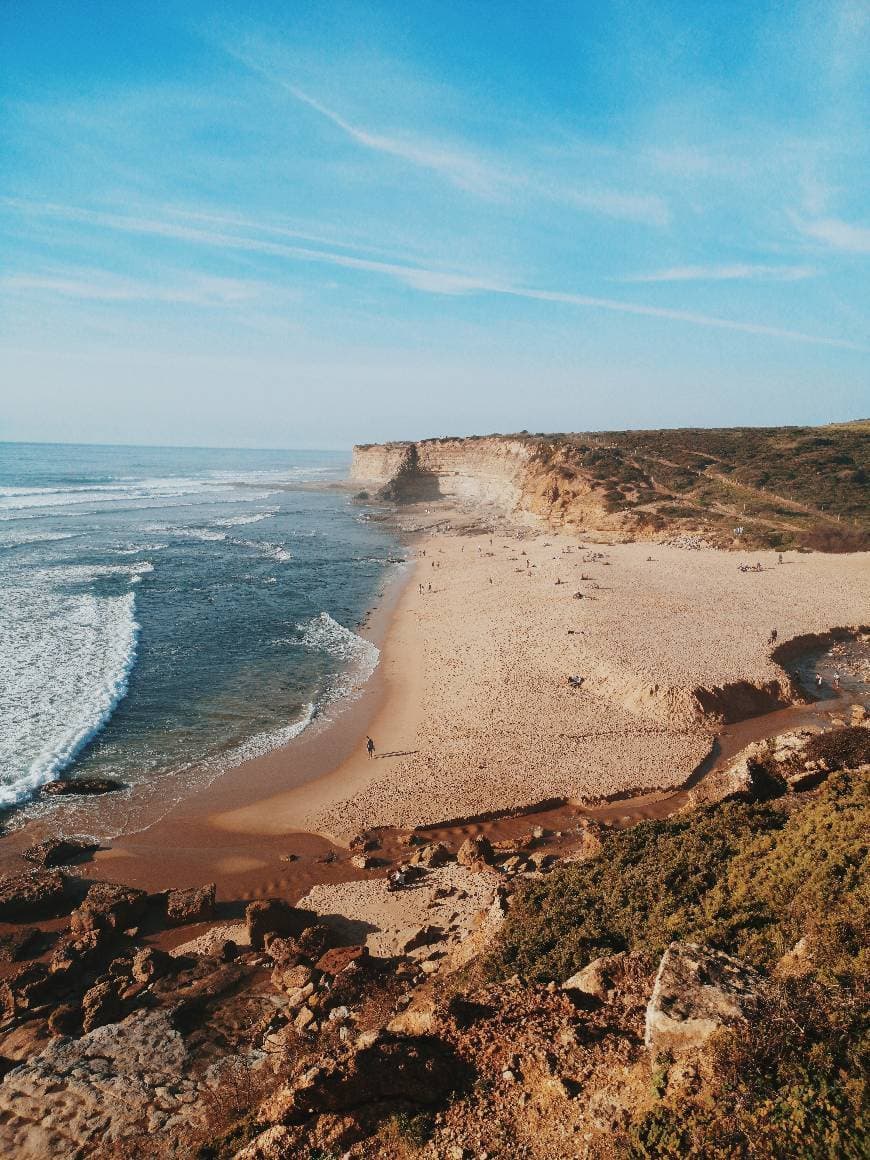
[0,502,868,909]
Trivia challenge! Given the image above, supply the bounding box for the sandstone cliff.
[351,424,870,549]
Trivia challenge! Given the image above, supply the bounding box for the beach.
[2,502,857,910]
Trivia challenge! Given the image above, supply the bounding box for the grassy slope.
[515,420,870,548]
[486,751,869,1157]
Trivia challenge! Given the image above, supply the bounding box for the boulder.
[50,930,106,975]
[166,883,216,926]
[131,946,174,984]
[48,1003,82,1037]
[21,838,98,868]
[235,1125,296,1160]
[409,842,452,868]
[41,777,125,796]
[0,926,42,963]
[246,900,317,951]
[645,942,761,1056]
[456,835,494,867]
[0,870,69,920]
[563,952,626,1003]
[350,854,378,870]
[81,980,122,1033]
[70,882,148,937]
[315,945,368,976]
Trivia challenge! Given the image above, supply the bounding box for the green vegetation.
[538,421,870,549]
[487,763,869,1158]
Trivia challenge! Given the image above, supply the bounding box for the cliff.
[352,424,870,549]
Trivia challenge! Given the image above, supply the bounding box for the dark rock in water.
[246,899,318,951]
[0,927,42,964]
[166,883,216,927]
[22,838,99,868]
[70,882,148,937]
[41,778,125,797]
[0,870,70,921]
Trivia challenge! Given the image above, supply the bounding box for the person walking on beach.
[768,628,778,645]
[366,736,375,759]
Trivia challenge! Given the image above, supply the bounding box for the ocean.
[0,442,403,831]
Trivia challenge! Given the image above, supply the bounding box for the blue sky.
[1,0,868,448]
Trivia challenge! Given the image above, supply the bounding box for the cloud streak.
[3,199,862,350]
[617,264,817,283]
[797,217,870,254]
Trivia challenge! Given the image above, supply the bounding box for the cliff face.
[352,424,870,549]
[351,436,622,532]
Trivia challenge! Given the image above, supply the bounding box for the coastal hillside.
[352,421,870,550]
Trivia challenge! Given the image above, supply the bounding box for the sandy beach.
[208,514,869,844]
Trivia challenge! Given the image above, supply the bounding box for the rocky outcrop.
[246,900,317,951]
[645,942,761,1056]
[69,882,148,937]
[0,1010,205,1156]
[21,838,98,868]
[0,870,70,920]
[166,883,216,926]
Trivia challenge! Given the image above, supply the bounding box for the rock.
[0,869,69,920]
[70,882,148,937]
[21,838,98,868]
[131,946,174,984]
[387,1005,436,1035]
[294,1006,315,1032]
[0,963,56,1019]
[260,1030,471,1122]
[456,835,494,867]
[645,942,762,1056]
[166,883,216,926]
[0,926,42,963]
[398,924,443,953]
[410,842,453,868]
[687,750,784,809]
[41,777,125,796]
[81,980,122,1033]
[0,1010,203,1156]
[350,854,377,870]
[48,1002,82,1036]
[246,900,317,951]
[315,945,368,976]
[50,929,106,974]
[235,1125,296,1160]
[350,833,381,852]
[563,952,625,1002]
[273,964,314,993]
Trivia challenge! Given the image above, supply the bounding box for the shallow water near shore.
[0,442,403,829]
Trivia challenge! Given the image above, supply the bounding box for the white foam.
[298,612,380,708]
[217,702,317,766]
[0,581,141,807]
[0,531,78,548]
[213,509,278,528]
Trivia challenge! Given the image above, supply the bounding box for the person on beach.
[816,674,823,689]
[769,628,778,645]
[366,736,375,759]
[833,673,841,691]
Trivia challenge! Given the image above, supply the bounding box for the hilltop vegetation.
[524,420,870,550]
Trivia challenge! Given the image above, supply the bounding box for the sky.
[1,0,868,449]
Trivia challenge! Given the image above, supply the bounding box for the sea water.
[0,442,402,827]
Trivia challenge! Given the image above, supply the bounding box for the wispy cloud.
[285,85,500,196]
[617,264,817,283]
[4,199,862,350]
[796,216,870,253]
[227,49,669,225]
[1,271,260,305]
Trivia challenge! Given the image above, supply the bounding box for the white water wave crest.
[0,583,140,807]
[298,612,380,709]
[213,509,278,528]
